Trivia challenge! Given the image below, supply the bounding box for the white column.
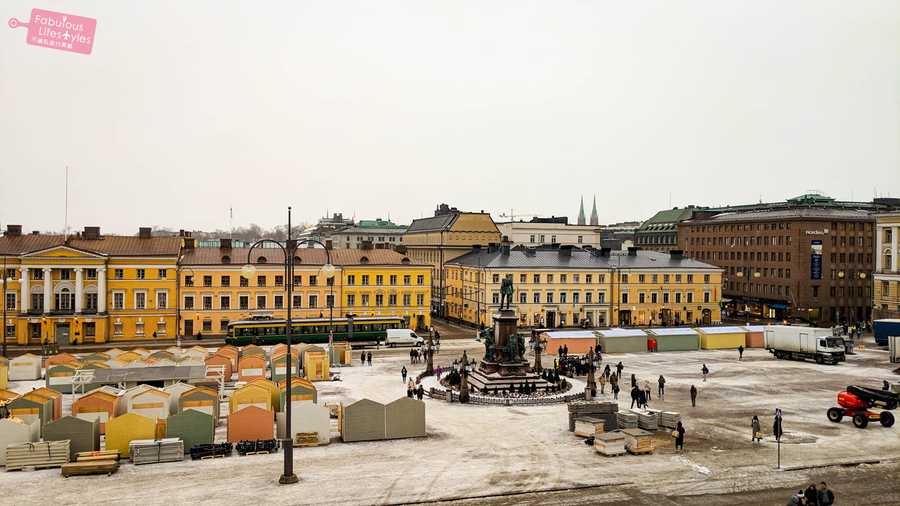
[893,226,899,272]
[876,226,884,271]
[43,268,52,313]
[19,267,29,313]
[97,268,107,313]
[74,268,84,313]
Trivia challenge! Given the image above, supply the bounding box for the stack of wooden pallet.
[660,411,681,430]
[236,439,278,456]
[6,440,70,471]
[294,432,320,447]
[622,428,655,455]
[130,438,184,465]
[190,443,233,460]
[593,431,627,457]
[62,451,120,477]
[567,401,618,432]
[574,417,605,437]
[634,409,658,431]
[616,411,638,429]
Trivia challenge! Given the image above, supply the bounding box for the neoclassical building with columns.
[1,225,180,345]
[875,212,900,319]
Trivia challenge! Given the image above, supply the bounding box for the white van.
[385,329,424,347]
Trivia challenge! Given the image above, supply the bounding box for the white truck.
[764,325,846,364]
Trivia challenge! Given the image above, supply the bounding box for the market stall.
[595,328,648,354]
[541,331,598,355]
[105,412,156,458]
[227,405,274,443]
[43,416,101,460]
[645,328,701,352]
[698,326,747,349]
[166,409,215,452]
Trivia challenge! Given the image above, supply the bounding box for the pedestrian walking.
[674,421,685,452]
[738,345,744,361]
[630,385,640,409]
[407,378,416,398]
[817,482,834,506]
[638,389,647,409]
[366,351,372,366]
[603,364,611,379]
[599,374,608,394]
[616,361,624,378]
[643,379,652,402]
[773,408,784,442]
[630,373,637,388]
[690,384,698,407]
[701,364,709,382]
[435,366,443,380]
[751,415,762,443]
[803,484,818,506]
[360,351,366,365]
[416,384,425,401]
[612,382,620,400]
[658,375,666,400]
[401,366,408,383]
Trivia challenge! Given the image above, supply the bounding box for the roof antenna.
[229,206,234,240]
[64,165,69,238]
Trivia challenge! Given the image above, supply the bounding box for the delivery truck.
[874,319,900,347]
[764,325,845,364]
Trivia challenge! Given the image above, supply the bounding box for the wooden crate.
[61,460,119,477]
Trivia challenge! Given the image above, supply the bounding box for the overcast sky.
[1,1,898,234]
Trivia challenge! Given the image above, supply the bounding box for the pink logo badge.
[8,8,96,55]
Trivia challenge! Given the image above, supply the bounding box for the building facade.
[680,208,875,324]
[403,204,500,315]
[444,244,722,329]
[874,212,900,319]
[329,219,406,249]
[496,217,602,248]
[1,225,179,345]
[635,207,702,253]
[178,240,431,336]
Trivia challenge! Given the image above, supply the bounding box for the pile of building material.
[190,443,233,460]
[567,400,617,432]
[129,438,184,465]
[616,410,638,429]
[6,440,70,471]
[293,432,321,447]
[622,428,655,455]
[61,451,120,477]
[660,411,681,429]
[634,409,658,431]
[236,439,278,456]
[574,417,606,437]
[593,431,627,457]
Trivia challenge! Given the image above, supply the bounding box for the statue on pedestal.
[499,276,514,310]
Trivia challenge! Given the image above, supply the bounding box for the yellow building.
[445,244,722,328]
[1,225,179,345]
[875,212,900,319]
[403,203,500,316]
[178,239,431,336]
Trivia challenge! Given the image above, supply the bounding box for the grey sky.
[2,1,898,234]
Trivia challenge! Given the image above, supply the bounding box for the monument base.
[468,363,551,393]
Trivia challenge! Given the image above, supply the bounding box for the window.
[203,276,213,287]
[687,274,693,283]
[416,294,424,306]
[390,275,397,285]
[274,295,284,309]
[202,296,212,310]
[530,235,535,243]
[403,294,411,306]
[257,275,266,287]
[663,292,670,304]
[309,275,317,286]
[492,292,500,304]
[621,274,628,284]
[33,269,44,280]
[519,292,527,303]
[275,275,284,287]
[598,292,606,304]
[86,293,98,311]
[375,294,384,306]
[639,293,645,303]
[86,269,97,279]
[703,292,710,303]
[184,295,194,309]
[239,295,249,310]
[586,274,593,284]
[533,292,541,303]
[256,295,266,308]
[533,274,540,283]
[547,292,554,304]
[309,295,318,308]
[577,236,583,244]
[621,292,628,304]
[113,291,126,310]
[675,292,682,304]
[493,274,500,283]
[376,275,384,285]
[60,269,71,280]
[812,286,819,298]
[113,320,123,336]
[548,274,554,283]
[293,295,302,308]
[361,294,369,306]
[135,320,145,336]
[220,295,230,309]
[572,292,580,304]
[137,269,145,280]
[675,274,682,283]
[638,274,645,283]
[158,269,167,279]
[403,275,411,285]
[202,320,212,332]
[220,319,229,332]
[293,275,301,286]
[687,292,693,303]
[388,294,397,306]
[559,292,567,303]
[156,291,168,309]
[134,291,146,310]
[221,275,230,287]
[5,293,15,311]
[115,269,124,280]
[185,275,194,286]
[416,275,424,285]
[83,322,96,337]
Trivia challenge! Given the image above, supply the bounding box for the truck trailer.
[764,325,845,364]
[874,319,900,347]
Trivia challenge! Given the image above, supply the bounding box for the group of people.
[406,378,425,400]
[409,348,423,364]
[359,351,373,366]
[787,482,834,505]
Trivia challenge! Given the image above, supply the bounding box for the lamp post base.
[279,473,299,485]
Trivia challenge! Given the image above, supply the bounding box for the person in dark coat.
[401,366,408,383]
[674,421,685,452]
[630,385,640,409]
[612,382,620,400]
[738,345,744,360]
[751,415,762,443]
[658,375,666,400]
[701,364,709,381]
[366,351,372,366]
[416,384,425,400]
[638,389,647,409]
[616,361,624,378]
[603,364,611,379]
[803,484,818,506]
[774,408,784,442]
[360,351,366,365]
[690,384,698,407]
[817,482,834,505]
[630,373,637,388]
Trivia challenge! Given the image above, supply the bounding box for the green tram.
[225,316,405,347]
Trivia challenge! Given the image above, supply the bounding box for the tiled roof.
[405,214,457,233]
[0,234,181,256]
[447,249,721,271]
[638,208,698,230]
[181,247,421,266]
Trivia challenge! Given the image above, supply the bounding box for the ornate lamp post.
[240,207,334,486]
[458,350,471,403]
[424,330,435,376]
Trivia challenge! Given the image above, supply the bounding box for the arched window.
[401,257,411,265]
[56,287,72,311]
[294,256,302,264]
[257,256,267,264]
[221,255,231,264]
[360,256,369,264]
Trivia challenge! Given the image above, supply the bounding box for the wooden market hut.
[105,412,156,458]
[72,389,121,433]
[111,351,143,367]
[237,355,267,382]
[293,343,314,369]
[0,418,40,465]
[385,397,426,440]
[541,331,598,355]
[331,341,353,365]
[163,382,196,414]
[187,346,209,361]
[227,406,274,443]
[104,348,125,358]
[269,352,299,382]
[7,392,53,429]
[204,354,233,381]
[248,379,280,412]
[46,352,80,367]
[131,347,151,357]
[303,346,330,382]
[741,325,767,348]
[127,387,172,420]
[228,383,272,414]
[166,409,215,451]
[341,399,386,443]
[43,416,100,460]
[278,377,317,405]
[595,328,648,354]
[214,346,239,370]
[30,387,63,420]
[179,386,220,421]
[697,326,747,350]
[148,350,176,362]
[240,344,267,359]
[0,389,18,403]
[46,362,82,393]
[79,352,110,363]
[276,400,330,444]
[645,328,701,352]
[9,353,42,381]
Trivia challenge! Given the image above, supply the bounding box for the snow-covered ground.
[3,342,900,505]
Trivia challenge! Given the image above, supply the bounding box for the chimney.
[220,238,232,249]
[5,224,22,237]
[558,245,573,258]
[31,230,39,235]
[669,249,684,260]
[394,245,408,254]
[325,240,333,250]
[361,240,374,250]
[471,244,482,253]
[599,247,612,257]
[487,243,499,253]
[138,227,152,239]
[500,235,511,256]
[178,229,186,237]
[183,237,195,250]
[524,247,536,257]
[83,226,100,240]
[627,246,640,256]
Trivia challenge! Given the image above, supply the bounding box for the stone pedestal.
[469,309,549,393]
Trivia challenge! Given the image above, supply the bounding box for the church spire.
[590,195,599,226]
[577,196,586,225]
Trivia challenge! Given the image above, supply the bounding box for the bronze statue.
[481,328,496,361]
[499,276,514,310]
